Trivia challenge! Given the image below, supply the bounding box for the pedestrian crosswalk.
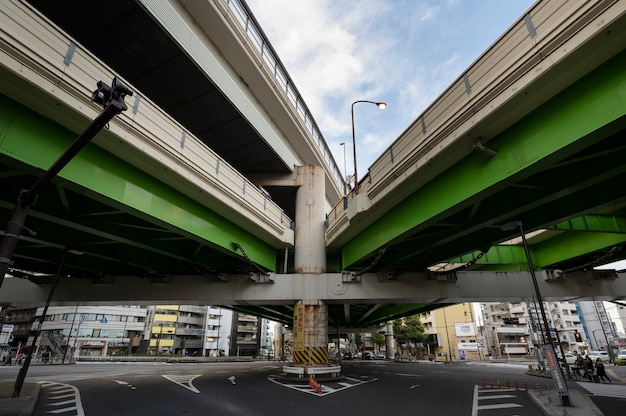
[472,386,526,416]
[576,381,626,399]
[39,381,85,416]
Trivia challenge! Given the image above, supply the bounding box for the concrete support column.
[292,165,329,366]
[294,165,326,274]
[385,321,395,359]
[292,300,329,364]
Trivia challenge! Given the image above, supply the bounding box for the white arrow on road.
[228,376,236,385]
[113,380,136,390]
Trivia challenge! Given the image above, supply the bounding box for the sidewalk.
[0,382,40,416]
[528,388,604,416]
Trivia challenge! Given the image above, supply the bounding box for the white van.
[588,351,610,362]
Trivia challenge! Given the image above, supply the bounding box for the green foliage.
[614,359,626,366]
[372,332,386,347]
[393,315,427,343]
[355,332,363,347]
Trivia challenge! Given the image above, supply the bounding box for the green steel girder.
[533,231,626,269]
[0,93,276,275]
[452,228,626,272]
[342,48,626,271]
[550,215,626,233]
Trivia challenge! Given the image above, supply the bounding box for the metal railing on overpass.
[0,0,293,245]
[325,0,624,243]
[222,0,346,195]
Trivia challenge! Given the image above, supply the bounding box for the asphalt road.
[1,360,624,415]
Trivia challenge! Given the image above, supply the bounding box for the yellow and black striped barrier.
[293,346,328,364]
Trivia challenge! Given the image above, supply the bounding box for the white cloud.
[246,0,535,178]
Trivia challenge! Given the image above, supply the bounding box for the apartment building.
[419,303,478,360]
[480,300,585,357]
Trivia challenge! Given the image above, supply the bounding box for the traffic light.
[574,331,582,342]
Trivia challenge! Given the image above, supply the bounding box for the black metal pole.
[0,79,131,290]
[502,220,570,406]
[13,250,67,397]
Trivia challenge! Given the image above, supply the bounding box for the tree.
[372,332,386,352]
[354,332,363,350]
[393,315,427,344]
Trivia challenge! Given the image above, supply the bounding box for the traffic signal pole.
[0,78,132,398]
[0,78,132,292]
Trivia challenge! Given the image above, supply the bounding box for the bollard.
[482,380,486,388]
[524,382,528,392]
[515,381,519,391]
[506,380,510,389]
[497,380,501,389]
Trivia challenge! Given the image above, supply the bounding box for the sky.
[246,0,537,182]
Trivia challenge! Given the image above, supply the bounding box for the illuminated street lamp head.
[376,102,387,109]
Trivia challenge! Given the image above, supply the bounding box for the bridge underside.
[2,0,626,332]
[0,93,278,279]
[342,48,626,276]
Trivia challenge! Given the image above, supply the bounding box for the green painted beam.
[0,94,276,270]
[342,49,626,268]
[452,230,626,271]
[454,246,531,271]
[550,215,626,233]
[533,231,626,269]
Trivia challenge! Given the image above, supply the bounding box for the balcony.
[3,314,36,324]
[237,326,257,333]
[177,316,204,326]
[176,328,204,336]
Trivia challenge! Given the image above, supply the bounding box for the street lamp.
[351,100,386,193]
[13,247,83,397]
[500,220,570,406]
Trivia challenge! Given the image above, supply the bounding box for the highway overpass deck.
[1,0,626,329]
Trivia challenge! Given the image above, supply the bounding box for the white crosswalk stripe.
[39,381,85,416]
[576,381,626,399]
[472,386,526,416]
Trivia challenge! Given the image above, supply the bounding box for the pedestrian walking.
[595,359,612,383]
[1,349,11,366]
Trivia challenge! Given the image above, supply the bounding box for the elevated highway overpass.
[2,0,626,338]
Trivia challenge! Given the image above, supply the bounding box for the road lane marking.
[39,381,85,416]
[162,374,201,393]
[268,375,377,396]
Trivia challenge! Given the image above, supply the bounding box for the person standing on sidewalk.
[595,359,612,383]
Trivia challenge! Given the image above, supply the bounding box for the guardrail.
[326,0,623,242]
[0,0,293,246]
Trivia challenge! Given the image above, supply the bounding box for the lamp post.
[13,248,83,397]
[501,220,570,406]
[351,100,386,193]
